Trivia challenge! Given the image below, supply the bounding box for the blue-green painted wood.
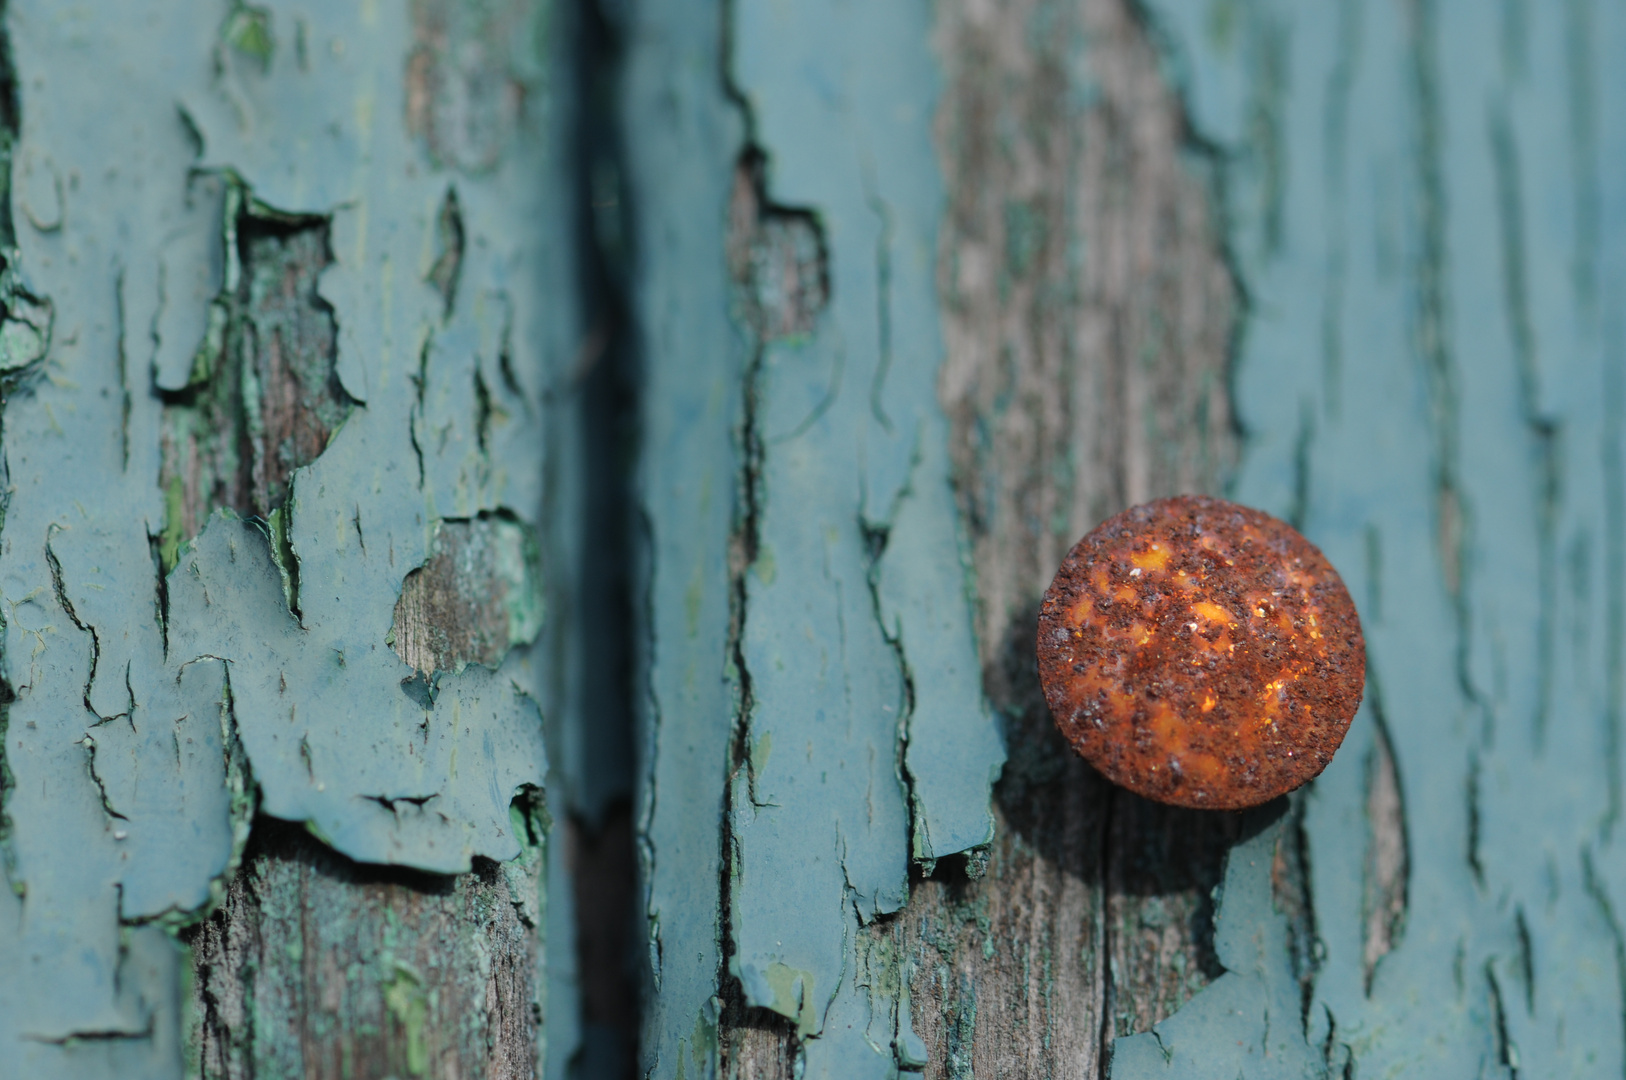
[727,3,1002,1074]
[619,1,743,1078]
[1110,806,1319,1079]
[625,0,1005,1075]
[11,0,1614,1074]
[621,0,1626,1076]
[1113,0,1626,1074]
[0,1,572,1073]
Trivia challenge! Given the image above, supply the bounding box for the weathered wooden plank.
[1111,0,1626,1074]
[0,1,574,1075]
[623,0,1626,1076]
[171,208,549,1075]
[721,5,1006,1076]
[906,0,1244,1073]
[622,0,1233,1075]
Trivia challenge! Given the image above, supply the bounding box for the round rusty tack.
[1037,495,1366,810]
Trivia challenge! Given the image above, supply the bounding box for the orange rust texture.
[1037,495,1365,809]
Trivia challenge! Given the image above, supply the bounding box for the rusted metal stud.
[1037,495,1366,810]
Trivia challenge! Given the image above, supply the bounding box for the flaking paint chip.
[1037,495,1366,810]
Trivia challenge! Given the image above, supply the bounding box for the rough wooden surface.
[176,214,546,1080]
[188,813,543,1080]
[159,204,348,558]
[392,513,546,677]
[620,0,1242,1073]
[903,0,1242,1073]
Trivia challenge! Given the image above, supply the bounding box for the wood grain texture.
[622,0,1242,1074]
[177,199,547,1080]
[902,0,1242,1074]
[159,206,348,563]
[188,813,544,1080]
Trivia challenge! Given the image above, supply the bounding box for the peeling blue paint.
[726,3,1004,1067]
[1112,804,1320,1079]
[166,511,545,871]
[626,0,1004,1075]
[1111,0,1626,1074]
[0,0,571,1072]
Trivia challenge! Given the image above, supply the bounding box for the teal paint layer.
[1114,0,1626,1075]
[620,1,744,1077]
[625,0,1004,1075]
[1112,804,1320,1079]
[0,0,570,1072]
[726,1,1005,1075]
[732,0,1003,868]
[165,512,546,869]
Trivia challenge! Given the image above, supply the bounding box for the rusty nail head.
[1037,495,1366,810]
